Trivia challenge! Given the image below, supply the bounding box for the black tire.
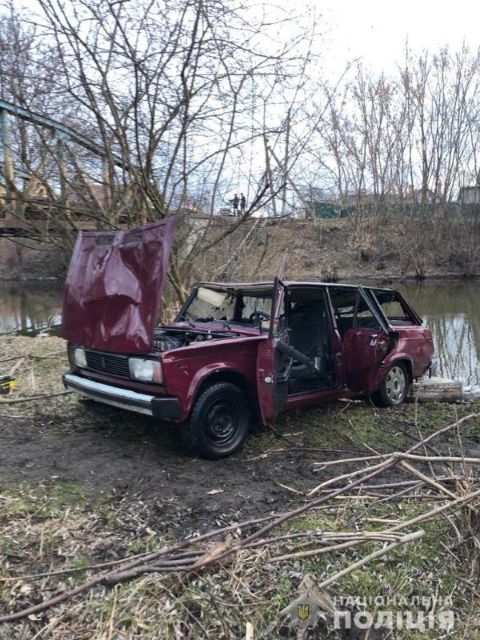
[182,382,251,459]
[371,362,409,407]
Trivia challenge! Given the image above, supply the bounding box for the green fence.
[309,201,480,219]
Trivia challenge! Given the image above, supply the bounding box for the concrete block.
[408,376,463,403]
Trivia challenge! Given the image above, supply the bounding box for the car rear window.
[328,287,382,333]
[371,289,416,326]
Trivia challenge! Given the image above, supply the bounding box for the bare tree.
[0,0,319,300]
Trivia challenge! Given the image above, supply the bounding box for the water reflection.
[0,280,479,386]
[0,284,63,335]
[400,281,480,386]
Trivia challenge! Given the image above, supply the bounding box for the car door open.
[256,279,289,424]
[329,286,390,394]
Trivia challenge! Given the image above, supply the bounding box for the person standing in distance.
[240,193,246,215]
[232,194,239,215]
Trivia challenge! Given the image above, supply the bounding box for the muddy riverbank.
[2,214,480,284]
[1,335,479,534]
[2,336,480,638]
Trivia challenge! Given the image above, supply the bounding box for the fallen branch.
[275,481,305,495]
[0,355,22,363]
[270,539,373,564]
[318,530,425,589]
[308,457,393,496]
[389,488,480,532]
[32,350,66,359]
[406,413,480,454]
[313,454,383,470]
[2,413,479,624]
[0,457,396,623]
[0,513,279,584]
[0,390,71,404]
[8,357,25,377]
[0,351,65,365]
[269,531,407,563]
[309,413,480,498]
[399,460,457,500]
[395,452,480,465]
[359,476,460,491]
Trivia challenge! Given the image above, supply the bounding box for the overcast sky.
[294,0,480,76]
[15,0,480,75]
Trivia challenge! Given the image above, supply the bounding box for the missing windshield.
[180,286,273,328]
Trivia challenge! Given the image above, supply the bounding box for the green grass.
[0,469,477,639]
[252,398,480,456]
[1,391,480,637]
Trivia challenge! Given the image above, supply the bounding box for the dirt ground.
[1,374,480,539]
[3,337,480,638]
[0,336,479,535]
[0,397,364,536]
[1,335,480,536]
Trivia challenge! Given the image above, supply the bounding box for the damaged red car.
[62,218,436,459]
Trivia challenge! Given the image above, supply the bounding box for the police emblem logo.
[297,604,310,621]
[280,575,335,632]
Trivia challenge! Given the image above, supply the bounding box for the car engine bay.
[153,327,238,352]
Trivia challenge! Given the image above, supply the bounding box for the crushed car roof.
[195,281,395,291]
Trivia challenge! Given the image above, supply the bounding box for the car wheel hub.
[205,401,238,443]
[385,366,406,404]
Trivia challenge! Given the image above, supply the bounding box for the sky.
[14,0,480,75]
[295,0,480,77]
[9,0,480,203]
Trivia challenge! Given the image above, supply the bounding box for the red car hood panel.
[62,218,176,353]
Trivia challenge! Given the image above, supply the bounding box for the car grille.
[85,350,130,379]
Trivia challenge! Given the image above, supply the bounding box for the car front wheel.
[372,362,409,407]
[182,382,251,459]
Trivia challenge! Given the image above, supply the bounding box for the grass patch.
[1,472,479,638]
[2,335,480,637]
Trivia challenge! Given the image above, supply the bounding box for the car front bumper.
[63,373,181,419]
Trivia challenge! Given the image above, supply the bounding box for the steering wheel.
[249,310,271,325]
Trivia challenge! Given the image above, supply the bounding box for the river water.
[400,280,480,387]
[0,280,479,386]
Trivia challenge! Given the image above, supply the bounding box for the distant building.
[458,186,480,204]
[68,180,106,207]
[405,187,436,204]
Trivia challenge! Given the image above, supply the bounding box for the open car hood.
[62,218,176,353]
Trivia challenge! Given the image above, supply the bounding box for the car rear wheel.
[182,382,251,459]
[372,362,409,407]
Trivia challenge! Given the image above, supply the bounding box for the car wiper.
[214,319,233,331]
[177,315,196,328]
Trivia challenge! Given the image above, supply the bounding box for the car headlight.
[73,347,87,368]
[129,358,162,383]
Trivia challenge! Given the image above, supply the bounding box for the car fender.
[182,362,252,419]
[371,352,414,393]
